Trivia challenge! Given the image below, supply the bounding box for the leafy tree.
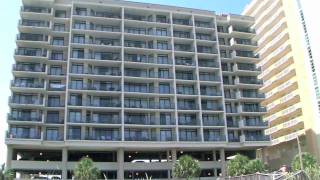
[305,165,320,179]
[0,164,14,180]
[74,157,100,180]
[173,155,201,180]
[245,159,266,174]
[227,154,249,176]
[291,152,317,171]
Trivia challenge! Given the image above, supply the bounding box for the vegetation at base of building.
[173,155,201,180]
[74,157,100,180]
[227,154,266,176]
[0,164,14,180]
[289,152,320,179]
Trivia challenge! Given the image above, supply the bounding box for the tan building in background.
[243,0,320,169]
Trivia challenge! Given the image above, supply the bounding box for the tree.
[245,159,266,174]
[291,152,317,171]
[74,157,100,180]
[0,164,14,180]
[173,155,201,180]
[227,154,249,176]
[304,165,320,179]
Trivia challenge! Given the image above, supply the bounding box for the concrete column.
[171,149,177,180]
[220,149,226,177]
[6,146,13,169]
[62,148,68,180]
[117,148,124,179]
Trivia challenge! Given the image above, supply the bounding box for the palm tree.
[74,157,100,180]
[173,155,200,180]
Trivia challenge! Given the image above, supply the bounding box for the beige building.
[6,0,269,179]
[243,0,320,169]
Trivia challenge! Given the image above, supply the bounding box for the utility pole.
[297,136,304,170]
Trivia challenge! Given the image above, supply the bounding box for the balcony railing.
[244,135,270,141]
[9,97,43,105]
[47,101,65,107]
[200,91,222,96]
[69,84,121,91]
[232,51,259,59]
[177,104,198,110]
[175,59,195,66]
[7,113,42,122]
[7,131,41,139]
[124,103,175,109]
[21,6,51,13]
[12,64,45,72]
[240,92,265,98]
[204,135,226,141]
[46,118,64,124]
[125,87,174,94]
[86,101,121,108]
[199,76,220,82]
[232,27,255,33]
[241,106,267,113]
[179,136,200,141]
[85,133,121,141]
[203,120,224,126]
[201,105,223,111]
[19,20,50,28]
[238,78,263,85]
[15,49,47,57]
[243,120,268,127]
[125,118,157,125]
[89,11,121,19]
[235,64,261,72]
[178,119,198,125]
[11,81,44,89]
[198,61,219,68]
[17,34,48,42]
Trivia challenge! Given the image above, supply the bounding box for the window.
[158,68,170,78]
[180,129,197,141]
[156,28,168,36]
[73,34,85,44]
[71,63,84,74]
[52,37,64,46]
[159,83,170,94]
[47,111,60,123]
[159,98,171,109]
[50,65,62,75]
[160,129,172,141]
[69,111,82,123]
[160,113,172,125]
[157,41,169,50]
[157,54,169,64]
[74,21,86,29]
[68,127,81,140]
[72,49,84,58]
[51,51,64,60]
[55,10,66,18]
[46,128,59,140]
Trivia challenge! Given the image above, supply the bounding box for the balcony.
[176,73,194,81]
[125,86,173,94]
[241,106,267,113]
[69,83,121,91]
[19,20,50,28]
[239,120,268,128]
[196,34,215,41]
[177,104,198,110]
[201,105,223,111]
[47,101,65,107]
[198,60,219,68]
[15,48,47,58]
[124,41,149,49]
[179,133,200,141]
[125,117,157,125]
[86,101,121,108]
[237,77,263,86]
[199,75,220,82]
[124,102,175,109]
[202,119,224,126]
[48,84,66,91]
[7,113,42,122]
[9,97,43,106]
[46,117,64,124]
[195,21,212,28]
[234,63,261,73]
[242,135,270,142]
[240,92,265,99]
[89,11,120,19]
[85,129,121,141]
[21,7,51,14]
[228,137,240,142]
[124,14,152,22]
[11,81,44,89]
[200,91,222,97]
[174,44,193,52]
[229,26,255,38]
[178,118,198,125]
[7,130,41,140]
[204,134,226,142]
[173,31,191,39]
[125,130,157,141]
[230,38,257,50]
[227,121,239,128]
[175,59,195,66]
[17,34,48,42]
[125,54,155,64]
[80,38,121,47]
[232,51,259,62]
[173,18,191,26]
[44,134,63,141]
[87,116,121,124]
[13,64,45,72]
[197,46,218,54]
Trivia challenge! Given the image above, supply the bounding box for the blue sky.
[0,0,250,164]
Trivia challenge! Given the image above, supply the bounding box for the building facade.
[6,0,269,179]
[243,0,320,169]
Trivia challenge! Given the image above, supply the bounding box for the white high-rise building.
[6,0,268,179]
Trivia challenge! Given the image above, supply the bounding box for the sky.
[0,0,250,164]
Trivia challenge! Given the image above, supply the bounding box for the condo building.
[6,0,269,179]
[244,0,320,168]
